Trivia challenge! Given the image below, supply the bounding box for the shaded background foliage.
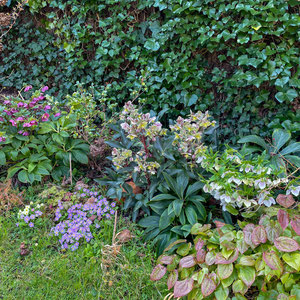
[0,0,299,144]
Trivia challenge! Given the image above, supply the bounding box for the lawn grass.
[0,211,167,300]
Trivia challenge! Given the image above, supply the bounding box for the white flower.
[203,184,209,193]
[287,186,300,197]
[263,197,275,207]
[233,178,242,185]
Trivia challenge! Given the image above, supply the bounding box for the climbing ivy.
[0,0,299,144]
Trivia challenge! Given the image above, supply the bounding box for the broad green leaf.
[238,266,255,287]
[185,182,203,198]
[176,174,189,199]
[72,150,88,164]
[282,253,300,272]
[272,129,291,152]
[18,170,29,183]
[138,216,160,228]
[0,151,6,165]
[173,199,184,216]
[217,263,233,280]
[238,135,268,151]
[185,206,198,225]
[280,142,300,155]
[159,209,175,230]
[151,194,177,201]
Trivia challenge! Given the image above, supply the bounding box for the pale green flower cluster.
[170,111,216,166]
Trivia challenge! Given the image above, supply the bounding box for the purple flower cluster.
[17,203,44,229]
[50,190,116,251]
[0,85,61,141]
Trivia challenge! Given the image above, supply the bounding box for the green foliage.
[151,202,300,299]
[0,88,90,183]
[238,129,300,171]
[1,0,299,144]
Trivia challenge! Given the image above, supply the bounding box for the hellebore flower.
[41,113,50,122]
[24,85,32,92]
[54,112,61,117]
[9,119,17,127]
[44,105,51,111]
[41,86,49,92]
[18,102,24,107]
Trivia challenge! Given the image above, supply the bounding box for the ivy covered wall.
[0,0,299,144]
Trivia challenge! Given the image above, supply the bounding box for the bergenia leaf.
[263,251,283,272]
[277,209,289,231]
[251,225,267,246]
[167,270,178,290]
[201,275,217,297]
[179,255,196,268]
[243,224,255,246]
[217,263,233,280]
[196,249,206,263]
[274,237,300,252]
[150,264,167,281]
[173,278,194,298]
[291,216,300,236]
[276,194,295,208]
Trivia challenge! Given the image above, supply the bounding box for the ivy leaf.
[274,237,299,252]
[144,39,160,51]
[150,264,166,281]
[174,278,194,298]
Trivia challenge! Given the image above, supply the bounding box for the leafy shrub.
[1,0,299,144]
[200,147,294,214]
[0,86,90,183]
[151,200,300,299]
[97,102,215,252]
[238,129,300,171]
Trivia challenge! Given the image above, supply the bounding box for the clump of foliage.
[238,129,300,171]
[0,86,90,183]
[151,197,300,299]
[1,0,299,144]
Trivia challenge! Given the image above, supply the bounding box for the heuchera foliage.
[151,197,300,299]
[0,0,299,144]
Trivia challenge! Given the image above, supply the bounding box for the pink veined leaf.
[274,237,300,252]
[263,251,283,272]
[237,239,249,254]
[167,270,178,290]
[150,264,167,281]
[251,225,267,246]
[277,209,289,231]
[196,249,206,263]
[173,278,194,298]
[265,224,282,243]
[158,255,174,265]
[201,275,217,297]
[214,220,226,228]
[276,194,295,208]
[291,216,300,236]
[205,252,216,265]
[179,255,196,268]
[195,239,205,251]
[215,248,239,264]
[243,224,255,246]
[259,214,271,226]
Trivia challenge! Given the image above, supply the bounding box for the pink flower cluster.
[0,85,61,141]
